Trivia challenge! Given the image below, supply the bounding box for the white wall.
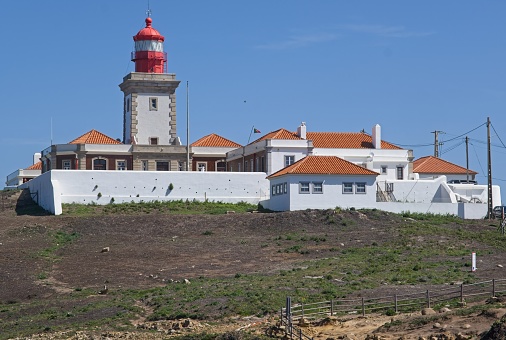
[377,202,488,219]
[21,170,270,215]
[268,174,377,211]
[136,93,172,145]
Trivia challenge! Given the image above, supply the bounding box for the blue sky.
[2,1,506,194]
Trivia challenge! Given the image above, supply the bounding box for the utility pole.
[465,136,469,183]
[431,130,444,157]
[487,117,493,219]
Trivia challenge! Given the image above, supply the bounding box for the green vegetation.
[2,208,506,339]
[62,199,258,216]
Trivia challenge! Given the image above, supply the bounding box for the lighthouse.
[119,16,181,146]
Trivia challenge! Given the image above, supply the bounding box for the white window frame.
[284,182,287,194]
[285,155,295,167]
[149,137,159,145]
[197,162,207,172]
[92,158,107,170]
[141,160,148,171]
[216,160,226,172]
[149,97,158,111]
[62,160,71,170]
[299,182,310,194]
[272,185,276,196]
[356,182,366,194]
[343,182,353,194]
[116,160,126,171]
[312,182,323,194]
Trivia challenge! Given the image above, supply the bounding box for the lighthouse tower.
[119,16,181,146]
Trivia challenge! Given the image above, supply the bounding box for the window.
[116,160,126,171]
[197,162,206,172]
[299,182,310,193]
[284,183,287,193]
[62,160,71,170]
[142,160,148,171]
[381,166,387,174]
[149,97,158,111]
[356,182,366,194]
[396,166,404,180]
[150,137,158,145]
[285,155,295,167]
[250,159,253,172]
[156,161,169,171]
[255,157,259,172]
[93,159,107,170]
[178,161,184,171]
[261,156,265,172]
[244,161,248,172]
[272,185,276,196]
[238,163,241,172]
[343,182,353,194]
[312,182,323,194]
[216,161,226,172]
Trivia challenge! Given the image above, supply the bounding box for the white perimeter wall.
[376,202,488,219]
[22,170,270,215]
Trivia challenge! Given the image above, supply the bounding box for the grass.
[62,200,258,216]
[2,209,506,339]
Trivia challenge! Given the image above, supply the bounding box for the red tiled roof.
[250,129,401,150]
[191,133,242,147]
[413,156,478,175]
[69,130,122,145]
[25,161,42,170]
[268,155,379,178]
[250,128,302,144]
[307,132,402,149]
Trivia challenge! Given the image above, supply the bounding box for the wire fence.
[279,279,506,340]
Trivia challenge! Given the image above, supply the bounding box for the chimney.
[33,152,41,164]
[372,124,381,149]
[297,122,307,139]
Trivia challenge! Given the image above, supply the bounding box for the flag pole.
[186,81,190,171]
[247,126,254,144]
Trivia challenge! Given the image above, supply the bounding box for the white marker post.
[472,252,476,272]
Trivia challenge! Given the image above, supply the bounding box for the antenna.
[50,117,53,145]
[146,0,152,17]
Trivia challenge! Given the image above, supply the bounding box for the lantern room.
[132,17,167,73]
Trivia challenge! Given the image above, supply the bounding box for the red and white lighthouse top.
[134,17,165,42]
[132,17,167,73]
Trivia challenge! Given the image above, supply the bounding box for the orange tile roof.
[268,156,379,178]
[69,130,122,145]
[25,161,42,170]
[191,133,242,147]
[250,128,302,144]
[250,129,402,149]
[307,132,402,149]
[413,156,478,175]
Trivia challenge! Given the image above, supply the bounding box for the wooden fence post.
[394,294,398,313]
[361,297,365,316]
[299,328,302,340]
[493,279,496,298]
[426,290,430,308]
[301,303,304,319]
[460,284,464,303]
[330,300,334,316]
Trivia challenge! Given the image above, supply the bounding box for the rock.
[498,264,503,268]
[462,324,471,329]
[101,247,110,253]
[433,322,441,329]
[182,319,191,328]
[421,308,436,315]
[184,279,191,284]
[439,307,451,313]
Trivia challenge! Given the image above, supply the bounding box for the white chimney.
[33,152,41,164]
[297,122,307,139]
[372,124,381,149]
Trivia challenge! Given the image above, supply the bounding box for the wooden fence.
[279,279,506,340]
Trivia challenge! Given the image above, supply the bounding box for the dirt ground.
[2,191,506,339]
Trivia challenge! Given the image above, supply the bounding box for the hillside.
[2,190,506,339]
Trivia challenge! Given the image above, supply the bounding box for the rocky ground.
[2,190,506,339]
